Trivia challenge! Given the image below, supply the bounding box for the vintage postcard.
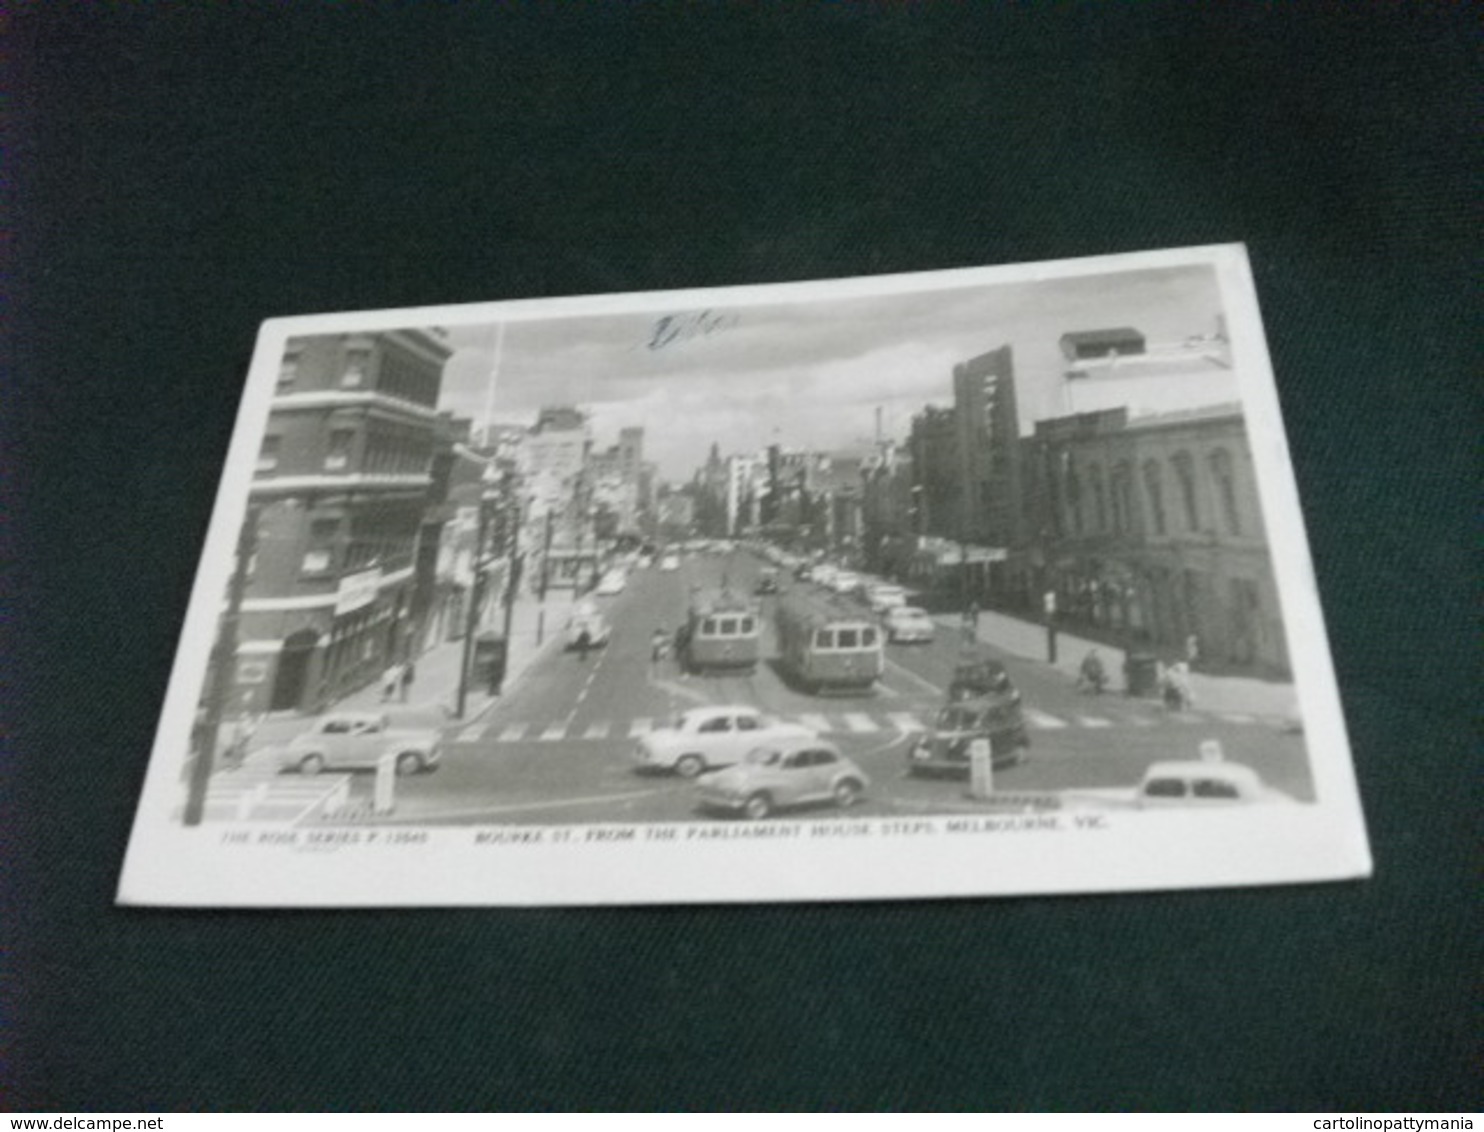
[118,244,1371,906]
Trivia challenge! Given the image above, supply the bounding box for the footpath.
[940,606,1300,722]
[227,586,582,770]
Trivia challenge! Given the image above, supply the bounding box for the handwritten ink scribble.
[647,309,737,351]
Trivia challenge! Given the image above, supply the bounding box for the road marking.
[1023,708,1069,730]
[888,711,927,733]
[797,712,831,732]
[843,712,877,733]
[454,724,488,743]
[584,722,610,741]
[1217,712,1255,724]
[628,717,654,736]
[1076,716,1112,728]
[540,724,567,742]
[883,657,944,696]
[499,724,532,742]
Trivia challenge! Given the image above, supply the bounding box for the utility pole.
[454,492,494,720]
[184,504,259,825]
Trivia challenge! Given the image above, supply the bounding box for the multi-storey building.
[907,405,961,543]
[1020,403,1287,675]
[952,344,1022,551]
[231,329,452,713]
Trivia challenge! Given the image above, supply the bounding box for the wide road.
[369,547,1314,826]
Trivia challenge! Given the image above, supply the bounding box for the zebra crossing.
[451,705,1275,745]
[196,755,352,823]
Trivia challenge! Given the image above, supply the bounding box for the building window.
[1064,466,1083,537]
[256,435,281,474]
[277,348,300,390]
[1111,462,1133,535]
[1089,463,1107,533]
[1142,460,1166,536]
[325,429,355,472]
[1209,448,1242,535]
[1172,452,1200,532]
[341,345,370,389]
[302,518,340,576]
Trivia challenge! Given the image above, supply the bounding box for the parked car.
[696,737,869,819]
[754,568,780,595]
[633,705,814,778]
[595,568,627,595]
[882,605,936,644]
[827,570,861,595]
[279,711,441,776]
[659,553,681,572]
[866,584,909,614]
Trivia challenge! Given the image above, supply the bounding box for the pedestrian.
[399,659,416,703]
[962,600,980,639]
[1077,648,1107,695]
[381,662,404,703]
[224,703,261,770]
[651,625,669,666]
[1185,633,1202,671]
[1162,660,1193,713]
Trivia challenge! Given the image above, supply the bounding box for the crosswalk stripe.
[843,712,877,733]
[1217,713,1255,724]
[889,712,927,732]
[797,713,831,732]
[1077,716,1112,728]
[540,724,568,742]
[628,717,654,737]
[584,722,610,740]
[454,724,487,743]
[1023,708,1069,729]
[498,724,529,742]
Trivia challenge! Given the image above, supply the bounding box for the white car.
[633,705,815,778]
[830,570,860,592]
[595,569,627,595]
[811,564,839,588]
[565,601,611,649]
[866,585,909,614]
[1065,760,1297,810]
[882,605,936,643]
[279,711,441,776]
[659,553,681,572]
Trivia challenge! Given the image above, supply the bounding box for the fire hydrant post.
[968,737,993,800]
[374,752,397,815]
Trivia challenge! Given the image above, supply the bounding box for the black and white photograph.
[117,244,1369,906]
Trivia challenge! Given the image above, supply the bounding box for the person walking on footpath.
[399,659,416,703]
[961,600,980,641]
[1162,660,1194,713]
[381,661,405,703]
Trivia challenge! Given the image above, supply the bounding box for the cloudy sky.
[433,263,1229,481]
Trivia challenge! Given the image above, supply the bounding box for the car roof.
[746,734,842,756]
[1143,760,1263,785]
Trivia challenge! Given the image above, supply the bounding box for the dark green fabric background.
[6,3,1479,1112]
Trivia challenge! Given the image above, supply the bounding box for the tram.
[774,593,884,694]
[679,591,762,674]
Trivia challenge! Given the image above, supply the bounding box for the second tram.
[774,593,884,694]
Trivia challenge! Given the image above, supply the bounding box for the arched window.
[1209,448,1242,535]
[1142,460,1166,536]
[1111,461,1133,535]
[1064,464,1083,536]
[1088,463,1107,533]
[1171,452,1200,532]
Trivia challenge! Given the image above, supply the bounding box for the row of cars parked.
[748,545,940,645]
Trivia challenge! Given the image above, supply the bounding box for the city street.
[323,546,1313,827]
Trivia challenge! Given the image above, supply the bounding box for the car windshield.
[743,748,783,767]
[935,707,986,731]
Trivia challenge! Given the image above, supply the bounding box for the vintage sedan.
[882,605,936,643]
[696,738,870,820]
[633,705,814,778]
[278,711,442,776]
